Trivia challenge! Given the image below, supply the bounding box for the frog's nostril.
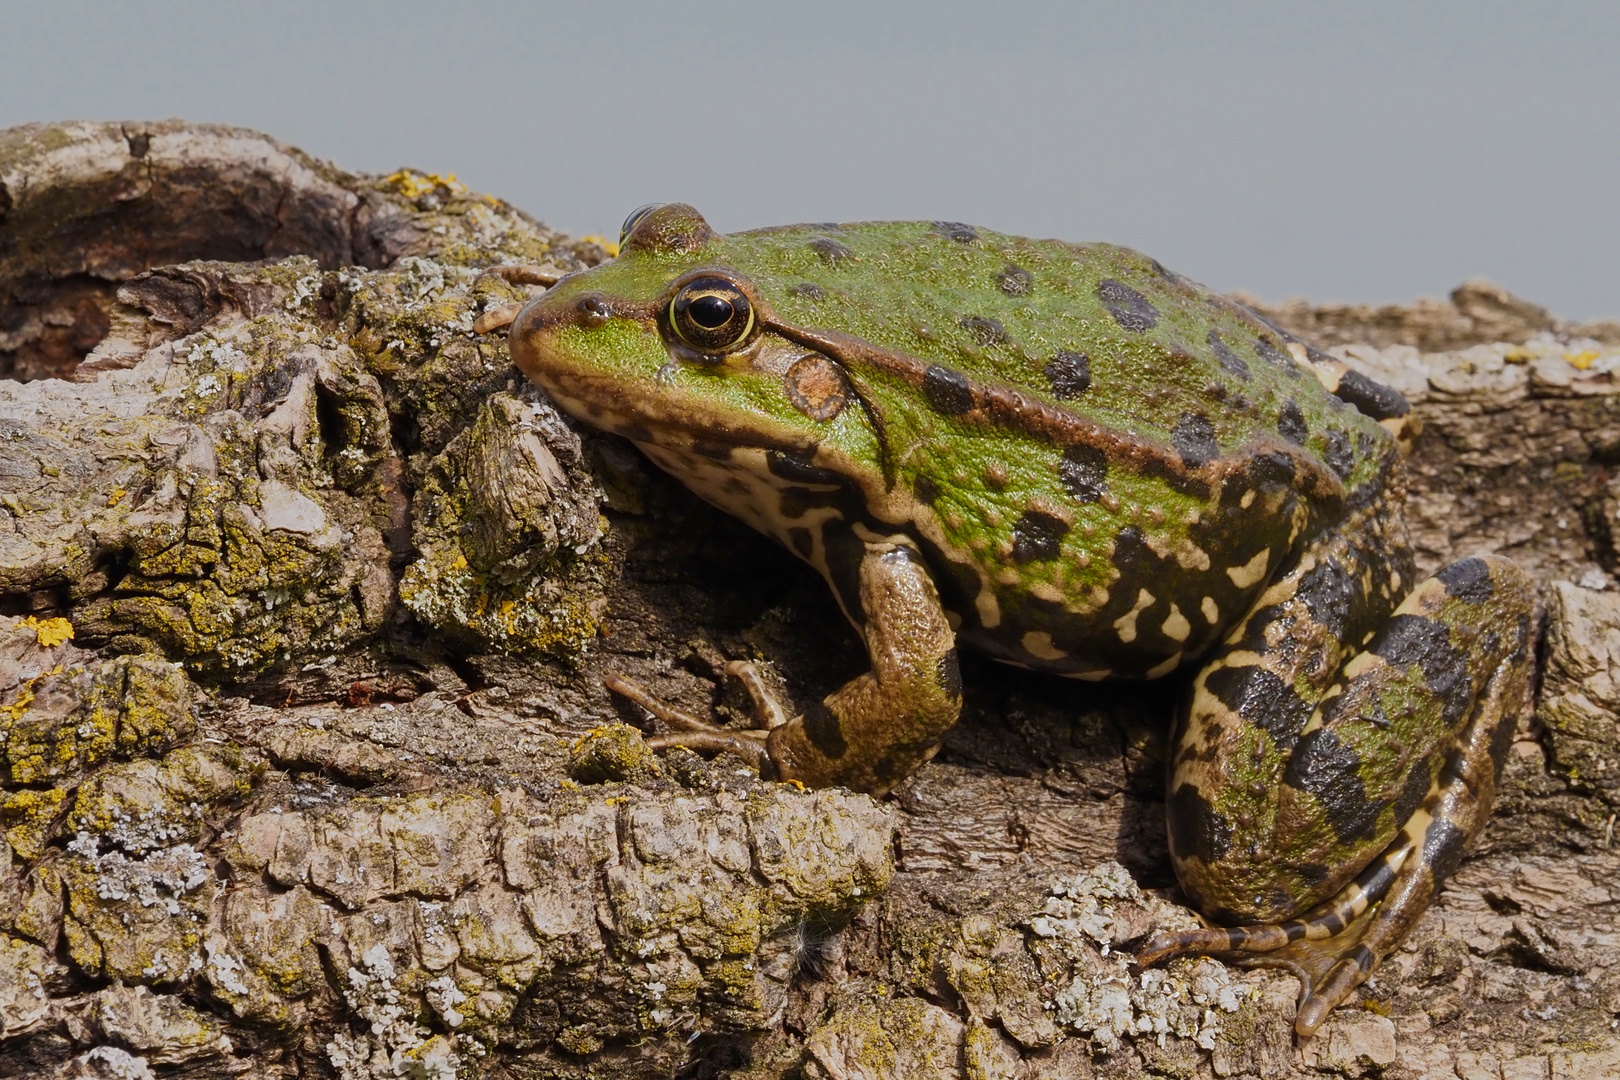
[576,295,611,328]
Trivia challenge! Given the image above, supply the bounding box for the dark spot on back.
[1421,818,1468,885]
[923,365,976,415]
[1044,350,1091,398]
[914,475,941,504]
[960,315,1006,346]
[1059,444,1108,503]
[1322,429,1354,480]
[1332,369,1410,421]
[932,221,979,243]
[1284,729,1383,845]
[1373,614,1470,728]
[937,649,963,698]
[1256,335,1297,375]
[1226,452,1297,503]
[1172,413,1220,467]
[789,282,827,301]
[1112,526,1164,574]
[1296,558,1355,640]
[1167,783,1234,864]
[1011,509,1069,563]
[1293,862,1333,888]
[1096,279,1159,332]
[801,701,848,759]
[1207,330,1250,380]
[1202,664,1310,751]
[1278,400,1308,445]
[807,237,853,265]
[692,440,733,460]
[1436,558,1493,604]
[998,263,1033,296]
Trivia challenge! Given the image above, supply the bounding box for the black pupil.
[689,294,734,329]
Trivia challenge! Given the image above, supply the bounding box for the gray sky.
[3,1,1616,319]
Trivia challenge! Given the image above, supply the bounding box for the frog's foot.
[1140,828,1420,1036]
[607,535,963,796]
[605,661,786,774]
[471,264,564,333]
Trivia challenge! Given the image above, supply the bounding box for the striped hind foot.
[1139,828,1423,1036]
[1148,553,1536,1037]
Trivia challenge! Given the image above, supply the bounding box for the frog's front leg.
[624,534,962,796]
[1140,549,1534,1037]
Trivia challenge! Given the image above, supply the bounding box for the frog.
[498,203,1535,1037]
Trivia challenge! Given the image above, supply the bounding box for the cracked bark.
[1,120,1618,1080]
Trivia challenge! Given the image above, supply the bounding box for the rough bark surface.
[1,121,1617,1080]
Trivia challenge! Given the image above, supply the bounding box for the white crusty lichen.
[327,942,467,1080]
[72,1046,156,1079]
[1029,861,1252,1053]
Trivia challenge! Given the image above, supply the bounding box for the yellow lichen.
[107,488,127,507]
[1566,349,1601,370]
[384,169,469,199]
[3,786,71,860]
[21,616,74,648]
[577,235,620,258]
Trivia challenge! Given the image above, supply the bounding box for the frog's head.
[510,203,847,456]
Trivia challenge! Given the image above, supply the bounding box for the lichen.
[19,616,73,648]
[567,725,662,785]
[1030,863,1249,1053]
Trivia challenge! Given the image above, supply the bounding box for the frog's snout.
[508,294,565,377]
[513,291,610,341]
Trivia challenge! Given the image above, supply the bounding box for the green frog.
[501,204,1534,1037]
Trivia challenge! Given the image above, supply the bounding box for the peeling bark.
[2,120,1618,1080]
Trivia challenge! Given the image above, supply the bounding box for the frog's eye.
[620,204,666,246]
[669,277,756,353]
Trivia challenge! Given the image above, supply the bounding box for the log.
[1,120,1617,1080]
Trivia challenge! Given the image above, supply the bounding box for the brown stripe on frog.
[766,321,1345,504]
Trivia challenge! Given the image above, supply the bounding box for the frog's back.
[722,221,1406,679]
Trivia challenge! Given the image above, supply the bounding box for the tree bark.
[1,120,1616,1080]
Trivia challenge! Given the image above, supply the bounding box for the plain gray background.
[2,1,1615,319]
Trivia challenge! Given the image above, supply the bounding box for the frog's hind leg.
[1147,554,1535,1036]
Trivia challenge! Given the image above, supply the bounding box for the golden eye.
[669,277,755,353]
